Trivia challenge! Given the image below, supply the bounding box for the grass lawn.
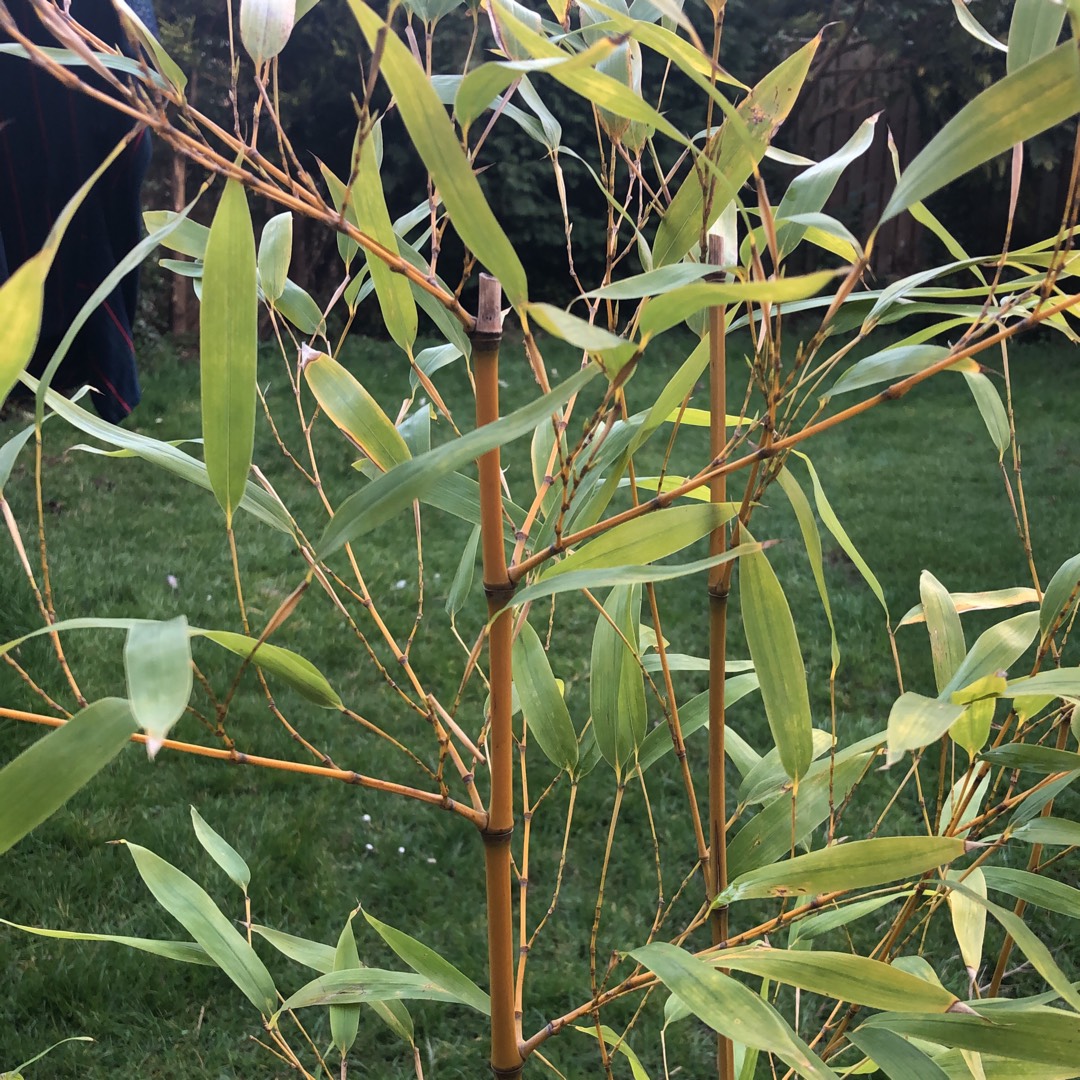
[1,322,1078,1078]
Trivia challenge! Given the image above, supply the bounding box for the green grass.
[1,325,1079,1078]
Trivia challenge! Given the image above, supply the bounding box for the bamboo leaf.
[251,925,335,971]
[331,915,362,1057]
[258,212,293,303]
[942,611,1039,699]
[190,807,250,894]
[718,945,960,1013]
[0,918,212,966]
[318,366,597,556]
[952,0,1008,53]
[240,0,296,63]
[1004,665,1080,699]
[272,968,472,1022]
[124,617,193,752]
[584,263,718,299]
[945,879,1080,1012]
[721,836,967,904]
[887,693,966,764]
[1040,552,1080,639]
[446,525,480,618]
[0,423,37,495]
[739,535,814,780]
[788,893,908,946]
[654,36,819,266]
[1011,816,1080,847]
[348,0,528,306]
[881,42,1080,223]
[727,749,871,878]
[827,345,976,398]
[361,910,490,1015]
[590,584,647,777]
[303,351,411,472]
[637,675,761,774]
[859,1006,1080,1069]
[113,0,188,92]
[982,866,1080,919]
[124,843,277,1014]
[963,371,1011,460]
[513,620,579,773]
[631,944,838,1080]
[980,743,1080,774]
[353,121,418,350]
[543,503,739,580]
[1008,0,1068,72]
[200,179,258,526]
[574,1026,652,1080]
[194,630,343,710]
[900,587,1039,626]
[0,699,137,855]
[638,272,839,338]
[921,571,967,693]
[946,868,986,989]
[847,1025,951,1080]
[739,730,834,804]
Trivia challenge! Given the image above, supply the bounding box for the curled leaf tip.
[946,999,980,1015]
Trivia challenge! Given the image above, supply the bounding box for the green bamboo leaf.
[1040,552,1080,638]
[513,620,579,773]
[899,587,1039,626]
[827,345,976,398]
[303,351,410,472]
[0,699,137,855]
[190,807,250,894]
[980,743,1080,774]
[776,467,838,676]
[946,867,986,988]
[1003,665,1080,699]
[982,866,1080,919]
[524,303,637,374]
[721,836,967,904]
[793,452,889,619]
[963,371,1011,460]
[318,366,597,557]
[0,918,212,966]
[1008,0,1068,72]
[251,925,335,971]
[114,0,187,93]
[144,210,209,257]
[272,968,471,1023]
[942,611,1039,699]
[739,535,814,780]
[361,910,490,1015]
[945,879,1080,1012]
[886,693,966,765]
[1011,816,1080,847]
[638,272,838,338]
[654,36,819,266]
[446,525,480,618]
[124,617,192,752]
[29,377,292,535]
[637,675,761,774]
[788,893,907,946]
[631,944,838,1080]
[952,0,1008,53]
[331,915,362,1057]
[738,730,834,804]
[201,179,258,525]
[920,571,967,693]
[859,1006,1080,1069]
[194,630,343,710]
[353,121,418,350]
[0,424,37,497]
[949,696,996,759]
[938,769,990,835]
[574,1025,652,1080]
[0,42,172,90]
[543,503,739,581]
[347,0,528,306]
[727,749,871,879]
[258,212,293,303]
[775,113,880,258]
[124,843,277,1014]
[276,278,326,336]
[240,0,295,64]
[584,263,718,300]
[881,42,1080,223]
[591,584,647,777]
[1009,771,1079,828]
[847,1025,951,1080]
[718,945,961,1013]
